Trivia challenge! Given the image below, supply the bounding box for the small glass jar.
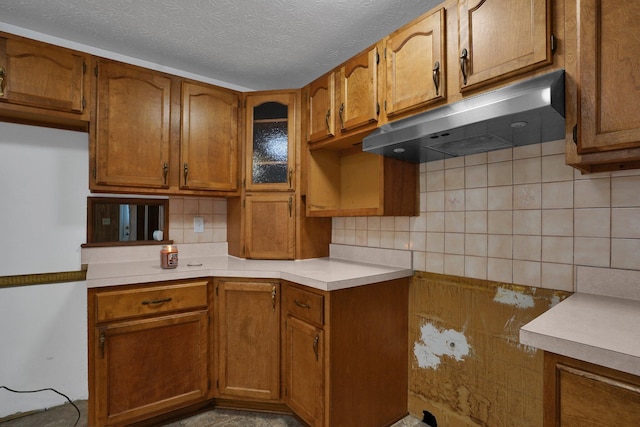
[160,245,178,269]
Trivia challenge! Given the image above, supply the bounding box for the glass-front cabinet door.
[245,92,296,191]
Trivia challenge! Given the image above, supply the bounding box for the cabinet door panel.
[458,0,551,90]
[340,47,378,132]
[181,81,239,191]
[286,316,323,427]
[0,36,86,113]
[385,8,445,117]
[576,0,640,153]
[246,92,296,191]
[245,193,295,259]
[217,280,280,400]
[95,60,172,188]
[307,73,335,143]
[95,311,208,426]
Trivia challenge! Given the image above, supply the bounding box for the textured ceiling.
[0,0,443,91]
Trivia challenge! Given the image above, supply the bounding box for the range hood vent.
[363,70,565,163]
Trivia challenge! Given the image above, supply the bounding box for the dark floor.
[0,400,425,427]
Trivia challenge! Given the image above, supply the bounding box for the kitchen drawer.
[95,280,208,322]
[285,285,324,327]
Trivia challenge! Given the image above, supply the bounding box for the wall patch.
[414,322,471,369]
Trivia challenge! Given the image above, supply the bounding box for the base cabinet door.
[94,311,209,427]
[545,353,640,426]
[216,279,281,401]
[285,316,324,427]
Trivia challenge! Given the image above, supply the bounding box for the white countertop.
[520,268,640,377]
[83,244,414,291]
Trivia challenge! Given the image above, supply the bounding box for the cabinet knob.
[432,61,441,96]
[460,49,469,85]
[0,66,5,97]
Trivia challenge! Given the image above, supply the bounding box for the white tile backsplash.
[330,141,640,292]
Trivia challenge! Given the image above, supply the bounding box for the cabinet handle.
[99,331,106,359]
[288,168,293,188]
[141,297,173,305]
[163,162,168,185]
[288,196,293,217]
[183,162,189,185]
[0,66,5,97]
[338,103,345,129]
[294,300,310,309]
[432,61,441,96]
[460,48,469,85]
[313,335,320,361]
[271,285,277,311]
[325,109,331,134]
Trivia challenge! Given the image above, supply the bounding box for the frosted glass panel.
[252,102,289,185]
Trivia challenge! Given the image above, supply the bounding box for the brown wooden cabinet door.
[575,1,640,154]
[0,35,87,114]
[216,279,280,400]
[307,72,335,143]
[181,81,239,191]
[285,315,324,427]
[94,59,172,189]
[339,46,379,133]
[245,92,296,191]
[384,8,445,118]
[245,193,295,259]
[94,311,208,426]
[545,353,640,426]
[458,0,552,91]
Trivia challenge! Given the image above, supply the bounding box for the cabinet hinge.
[94,65,98,77]
[82,62,87,74]
[550,34,557,54]
[215,286,218,296]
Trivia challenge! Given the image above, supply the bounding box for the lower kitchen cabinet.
[88,279,210,427]
[544,352,640,426]
[215,279,281,401]
[283,278,409,427]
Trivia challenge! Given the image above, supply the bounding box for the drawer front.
[285,285,324,326]
[96,280,208,322]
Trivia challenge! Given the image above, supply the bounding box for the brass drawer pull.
[141,297,173,305]
[294,300,310,309]
[313,335,319,361]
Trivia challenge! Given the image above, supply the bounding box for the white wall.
[0,123,89,417]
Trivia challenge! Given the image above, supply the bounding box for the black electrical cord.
[0,386,80,426]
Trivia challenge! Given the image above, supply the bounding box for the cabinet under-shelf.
[306,145,417,217]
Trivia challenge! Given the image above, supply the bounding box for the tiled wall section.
[332,140,640,292]
[169,196,227,244]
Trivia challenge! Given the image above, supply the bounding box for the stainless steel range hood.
[363,70,565,163]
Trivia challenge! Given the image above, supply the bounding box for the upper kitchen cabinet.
[565,0,640,173]
[338,45,380,137]
[245,91,296,192]
[181,81,239,192]
[457,0,553,92]
[383,8,445,119]
[92,59,173,190]
[305,44,381,149]
[306,71,335,144]
[0,32,90,130]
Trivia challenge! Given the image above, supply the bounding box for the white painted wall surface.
[0,122,89,418]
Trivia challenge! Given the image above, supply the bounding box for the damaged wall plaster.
[414,323,471,369]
